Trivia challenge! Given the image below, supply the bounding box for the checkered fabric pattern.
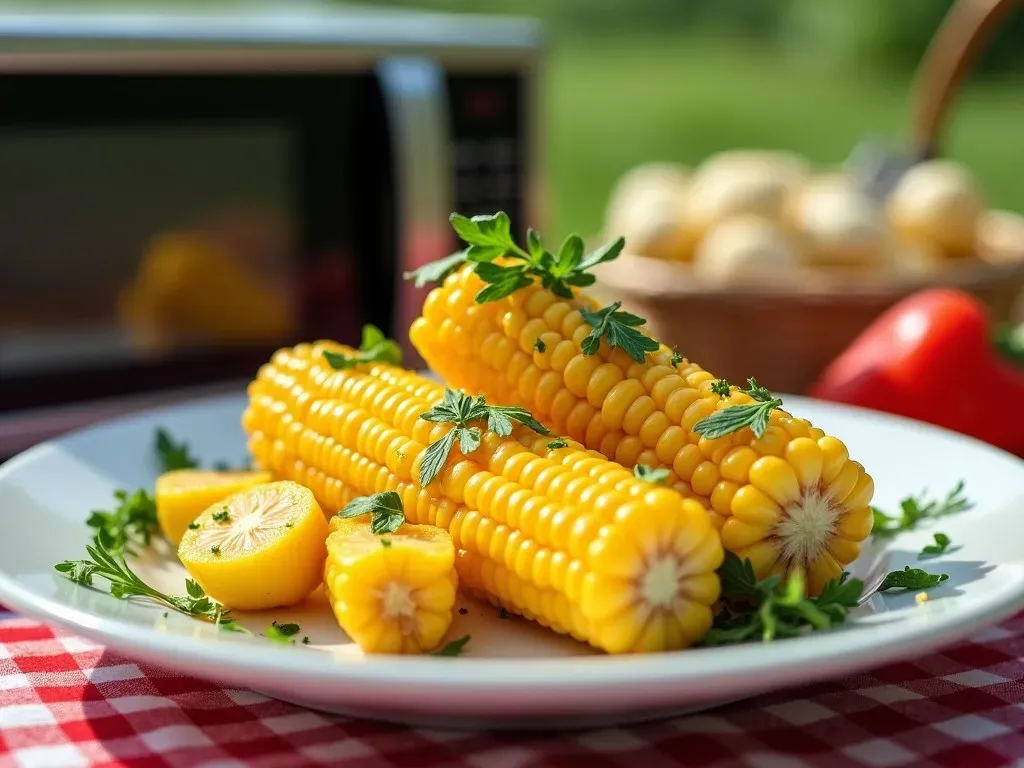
[3,612,1024,768]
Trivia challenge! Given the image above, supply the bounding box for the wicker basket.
[594,0,1024,395]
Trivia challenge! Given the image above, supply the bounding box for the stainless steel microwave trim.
[0,6,544,57]
[376,55,453,368]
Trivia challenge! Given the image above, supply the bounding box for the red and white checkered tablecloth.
[4,612,1024,768]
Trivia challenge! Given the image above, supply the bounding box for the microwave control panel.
[446,75,525,235]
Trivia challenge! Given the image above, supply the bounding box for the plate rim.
[1,392,1023,694]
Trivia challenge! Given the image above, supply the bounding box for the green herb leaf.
[418,428,457,487]
[634,465,670,484]
[85,488,159,557]
[188,522,200,531]
[554,234,584,275]
[55,531,243,629]
[704,552,864,646]
[919,532,956,559]
[381,539,392,549]
[533,338,546,354]
[475,272,534,303]
[579,302,660,363]
[338,491,406,534]
[692,379,782,439]
[155,428,200,471]
[878,566,949,592]
[451,212,514,249]
[577,236,625,272]
[527,228,544,260]
[418,390,549,485]
[322,324,403,371]
[547,437,569,450]
[266,621,301,644]
[403,250,469,287]
[670,349,685,367]
[431,635,470,657]
[872,481,971,539]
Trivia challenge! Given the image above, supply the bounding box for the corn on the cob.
[409,265,874,595]
[325,517,458,654]
[243,343,723,653]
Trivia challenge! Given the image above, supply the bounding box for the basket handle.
[912,0,1018,158]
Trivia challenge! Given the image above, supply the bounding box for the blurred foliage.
[367,0,1024,74]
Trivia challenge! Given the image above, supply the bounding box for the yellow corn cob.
[324,517,458,654]
[409,265,874,595]
[242,343,723,654]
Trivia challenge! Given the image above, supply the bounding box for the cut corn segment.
[409,265,874,595]
[155,469,273,545]
[178,480,328,610]
[243,344,723,653]
[325,517,457,654]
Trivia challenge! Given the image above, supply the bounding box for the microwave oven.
[0,4,544,458]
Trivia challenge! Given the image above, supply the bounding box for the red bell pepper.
[809,288,1024,456]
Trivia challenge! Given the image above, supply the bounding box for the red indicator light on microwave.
[465,88,504,120]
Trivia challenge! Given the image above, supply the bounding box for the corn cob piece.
[409,265,874,596]
[243,343,723,654]
[325,517,458,654]
[155,469,273,545]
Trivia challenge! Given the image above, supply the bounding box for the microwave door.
[376,57,455,370]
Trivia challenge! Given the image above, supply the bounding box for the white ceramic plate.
[1,393,1023,729]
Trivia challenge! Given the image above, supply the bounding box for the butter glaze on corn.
[243,343,724,654]
[409,265,875,595]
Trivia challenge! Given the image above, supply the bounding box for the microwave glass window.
[0,124,299,377]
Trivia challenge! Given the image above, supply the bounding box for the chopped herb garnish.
[703,552,864,645]
[878,566,949,592]
[670,348,685,367]
[162,612,169,618]
[188,522,200,531]
[266,621,301,644]
[211,508,231,524]
[54,530,246,632]
[710,379,732,398]
[322,324,403,371]
[210,546,221,556]
[381,538,393,548]
[338,491,405,534]
[285,521,294,528]
[547,437,569,450]
[498,607,510,619]
[431,635,470,657]
[407,211,625,303]
[692,377,782,439]
[418,389,549,486]
[919,532,957,559]
[458,607,468,615]
[86,488,159,557]
[302,636,310,645]
[533,338,546,353]
[872,481,971,539]
[579,302,660,364]
[634,465,670,484]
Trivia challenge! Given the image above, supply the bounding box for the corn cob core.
[409,264,875,595]
[243,343,723,654]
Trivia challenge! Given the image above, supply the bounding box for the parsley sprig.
[693,378,783,440]
[704,552,864,645]
[418,389,550,486]
[322,324,403,370]
[155,428,201,471]
[266,621,302,644]
[579,302,660,364]
[405,211,625,302]
[86,489,159,557]
[338,491,406,534]
[55,530,245,632]
[878,566,949,592]
[871,481,971,539]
